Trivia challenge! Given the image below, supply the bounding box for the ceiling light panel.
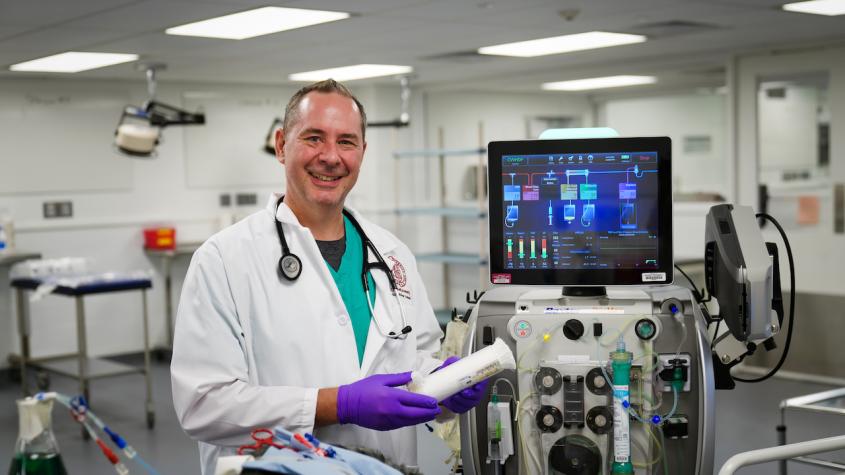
[478,31,646,57]
[782,0,845,15]
[289,64,413,82]
[542,75,657,91]
[9,52,138,73]
[165,6,350,40]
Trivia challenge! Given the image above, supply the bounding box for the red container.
[143,227,176,250]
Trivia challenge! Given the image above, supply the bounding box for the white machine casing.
[460,285,715,475]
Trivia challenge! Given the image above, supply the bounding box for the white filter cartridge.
[409,338,515,402]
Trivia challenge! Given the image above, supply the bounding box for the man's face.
[275,92,366,210]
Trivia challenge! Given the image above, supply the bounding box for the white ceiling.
[1,0,844,92]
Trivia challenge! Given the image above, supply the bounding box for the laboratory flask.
[8,397,68,475]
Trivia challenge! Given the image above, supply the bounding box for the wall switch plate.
[43,201,72,218]
[236,193,257,206]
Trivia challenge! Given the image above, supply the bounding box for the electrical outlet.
[57,201,73,217]
[236,193,257,206]
[43,201,73,218]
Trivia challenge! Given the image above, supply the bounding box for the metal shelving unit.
[392,123,488,321]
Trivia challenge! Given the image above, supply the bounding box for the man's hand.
[437,356,490,414]
[336,372,441,431]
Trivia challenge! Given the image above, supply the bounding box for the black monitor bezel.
[488,136,673,286]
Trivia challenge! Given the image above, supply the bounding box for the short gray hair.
[283,79,367,139]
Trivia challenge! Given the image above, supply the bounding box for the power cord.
[673,264,706,303]
[733,213,795,383]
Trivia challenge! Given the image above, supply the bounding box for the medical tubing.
[670,307,687,361]
[40,392,159,475]
[626,382,679,427]
[673,264,706,303]
[516,392,542,474]
[665,386,679,420]
[71,397,159,475]
[632,423,664,468]
[492,377,517,402]
[734,212,795,383]
[517,323,565,372]
[409,338,515,401]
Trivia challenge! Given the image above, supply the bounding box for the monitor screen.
[488,137,673,286]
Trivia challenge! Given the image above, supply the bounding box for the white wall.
[735,45,845,296]
[599,92,730,198]
[0,78,411,365]
[733,45,845,378]
[414,90,594,309]
[758,84,820,184]
[0,80,596,363]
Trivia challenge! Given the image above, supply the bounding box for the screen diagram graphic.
[501,152,660,270]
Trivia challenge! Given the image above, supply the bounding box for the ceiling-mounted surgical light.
[115,64,206,157]
[262,76,412,156]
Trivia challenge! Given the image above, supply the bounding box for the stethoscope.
[274,196,412,339]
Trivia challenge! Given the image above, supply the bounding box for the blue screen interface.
[501,151,660,270]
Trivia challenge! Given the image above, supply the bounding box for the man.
[171,79,486,474]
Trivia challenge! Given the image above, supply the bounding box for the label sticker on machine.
[492,273,512,284]
[641,272,667,282]
[513,320,532,338]
[543,306,625,314]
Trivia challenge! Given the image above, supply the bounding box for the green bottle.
[610,339,634,475]
[8,398,68,475]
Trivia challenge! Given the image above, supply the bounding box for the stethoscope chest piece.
[279,253,302,280]
[273,195,412,338]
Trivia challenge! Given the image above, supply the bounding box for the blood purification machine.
[458,136,793,474]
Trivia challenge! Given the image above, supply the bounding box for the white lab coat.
[171,193,444,474]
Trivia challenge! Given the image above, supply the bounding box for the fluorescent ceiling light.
[543,75,657,91]
[289,64,413,82]
[782,0,845,15]
[10,52,138,73]
[478,31,646,58]
[166,6,349,40]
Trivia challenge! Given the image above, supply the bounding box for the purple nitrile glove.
[337,372,441,431]
[437,356,490,414]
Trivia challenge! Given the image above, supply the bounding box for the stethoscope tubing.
[274,196,412,339]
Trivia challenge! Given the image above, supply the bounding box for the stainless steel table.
[144,241,202,354]
[1,251,41,373]
[11,276,156,428]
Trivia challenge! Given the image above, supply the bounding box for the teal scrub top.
[325,216,376,366]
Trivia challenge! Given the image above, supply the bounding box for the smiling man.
[170,79,489,474]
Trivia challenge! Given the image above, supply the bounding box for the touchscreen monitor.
[488,137,673,286]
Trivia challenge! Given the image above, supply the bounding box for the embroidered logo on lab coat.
[388,256,411,299]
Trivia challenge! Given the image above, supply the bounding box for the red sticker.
[492,273,512,284]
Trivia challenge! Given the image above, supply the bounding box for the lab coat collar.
[266,193,398,254]
[265,193,403,377]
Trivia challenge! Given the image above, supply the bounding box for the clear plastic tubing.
[409,338,516,402]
